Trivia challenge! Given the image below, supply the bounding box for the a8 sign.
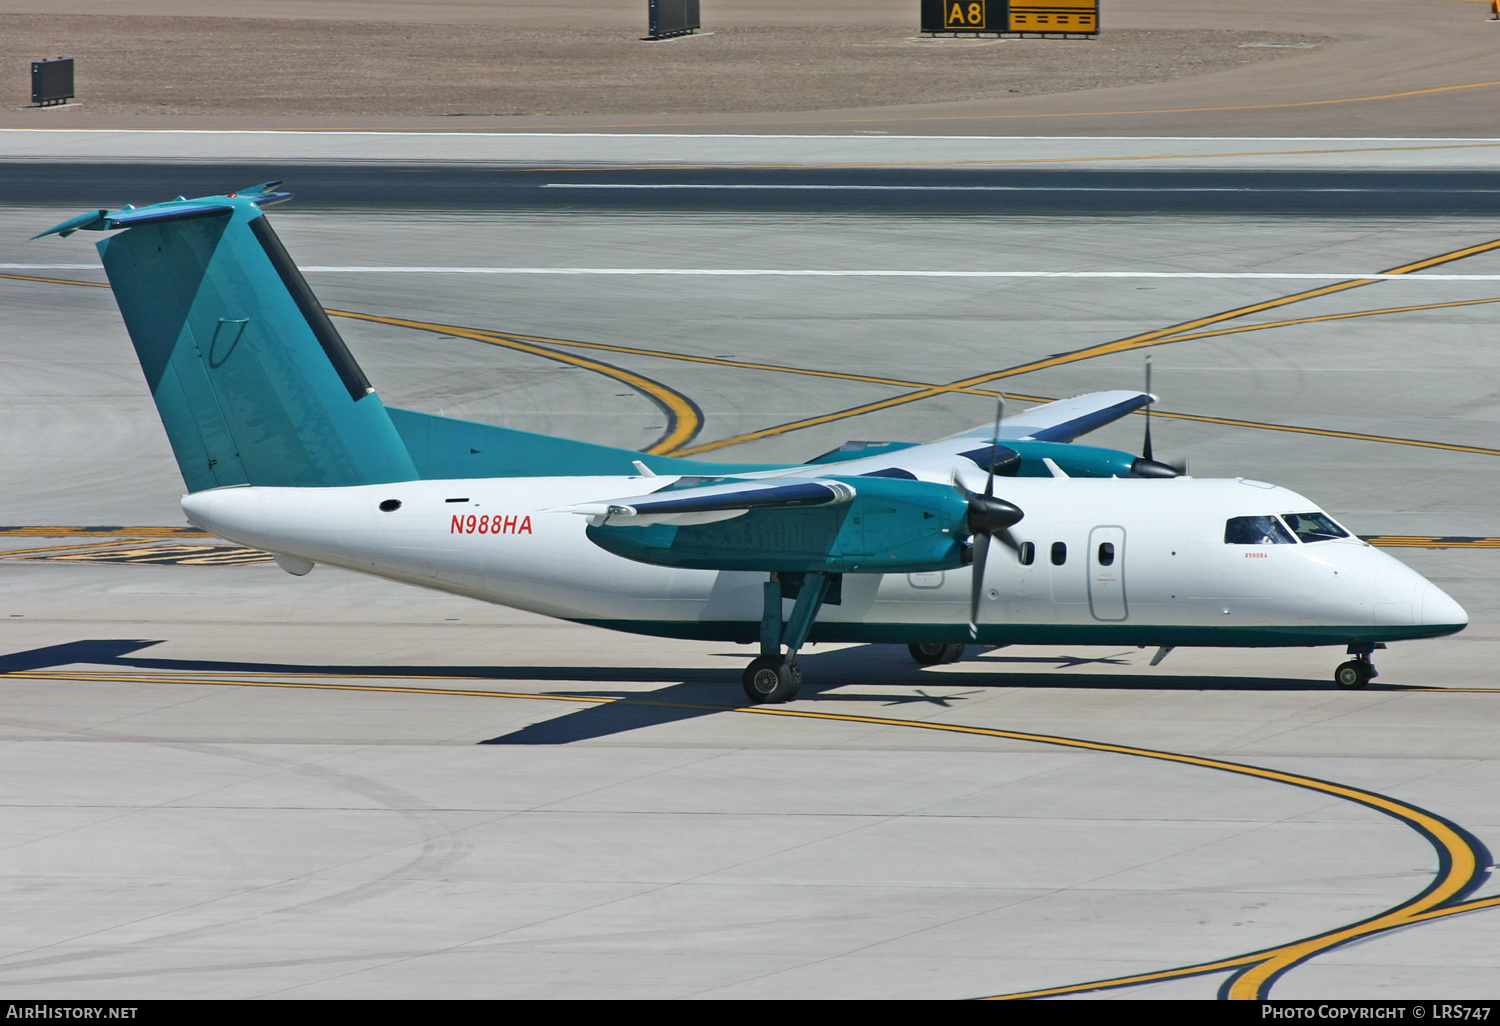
[943,0,987,28]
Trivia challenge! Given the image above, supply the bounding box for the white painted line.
[296,269,1500,280]
[1,130,1498,141]
[8,264,1500,280]
[544,183,1500,193]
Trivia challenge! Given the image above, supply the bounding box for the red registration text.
[452,514,533,535]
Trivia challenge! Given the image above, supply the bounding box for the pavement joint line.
[1,667,1493,1000]
[2,131,1498,141]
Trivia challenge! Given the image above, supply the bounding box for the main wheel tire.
[908,642,966,665]
[1334,660,1372,689]
[743,656,800,704]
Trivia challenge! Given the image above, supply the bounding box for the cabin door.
[1087,526,1127,621]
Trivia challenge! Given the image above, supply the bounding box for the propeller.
[1132,356,1189,478]
[962,397,1025,638]
[1142,355,1154,463]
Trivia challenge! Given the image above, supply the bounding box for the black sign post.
[647,0,701,40]
[31,58,75,106]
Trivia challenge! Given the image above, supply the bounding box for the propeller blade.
[1143,356,1155,463]
[985,396,1005,499]
[969,529,991,637]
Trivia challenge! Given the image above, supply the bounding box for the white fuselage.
[181,474,1467,649]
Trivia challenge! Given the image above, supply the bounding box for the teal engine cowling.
[585,475,972,573]
[1008,441,1177,478]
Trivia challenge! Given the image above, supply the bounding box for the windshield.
[1283,511,1349,543]
[1224,515,1296,545]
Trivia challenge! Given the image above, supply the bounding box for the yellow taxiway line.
[672,236,1500,455]
[325,308,704,455]
[10,240,1500,462]
[2,666,1493,1000]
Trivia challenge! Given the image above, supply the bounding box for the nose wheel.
[909,642,966,665]
[1334,659,1374,689]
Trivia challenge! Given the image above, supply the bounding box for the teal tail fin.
[37,186,784,486]
[40,186,419,492]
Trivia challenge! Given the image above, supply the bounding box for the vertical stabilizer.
[69,191,418,492]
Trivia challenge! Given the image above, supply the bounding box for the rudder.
[84,191,417,492]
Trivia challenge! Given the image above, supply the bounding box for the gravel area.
[4,16,1325,117]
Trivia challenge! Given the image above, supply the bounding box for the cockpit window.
[1283,511,1349,543]
[1224,515,1296,545]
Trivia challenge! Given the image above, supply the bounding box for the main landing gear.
[908,642,965,666]
[1335,642,1384,689]
[742,571,833,704]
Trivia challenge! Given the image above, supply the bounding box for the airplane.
[34,185,1468,703]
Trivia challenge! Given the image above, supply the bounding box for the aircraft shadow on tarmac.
[0,638,1396,746]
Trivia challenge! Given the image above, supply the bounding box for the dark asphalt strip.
[4,163,1500,214]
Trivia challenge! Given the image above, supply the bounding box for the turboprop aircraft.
[36,185,1468,702]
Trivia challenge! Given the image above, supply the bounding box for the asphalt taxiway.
[1,136,1498,999]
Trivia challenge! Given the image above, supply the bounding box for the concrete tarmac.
[2,158,1499,998]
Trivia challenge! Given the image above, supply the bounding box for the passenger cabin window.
[1283,511,1349,543]
[1051,541,1067,565]
[1097,542,1115,566]
[1224,515,1296,545]
[1019,541,1035,566]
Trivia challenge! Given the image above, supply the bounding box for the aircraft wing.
[554,476,856,526]
[805,390,1165,480]
[946,390,1154,443]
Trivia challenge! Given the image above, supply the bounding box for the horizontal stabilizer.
[32,185,292,239]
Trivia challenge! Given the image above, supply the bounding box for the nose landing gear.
[909,642,966,665]
[1334,642,1384,689]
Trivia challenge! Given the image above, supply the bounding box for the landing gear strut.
[1335,642,1384,689]
[908,642,965,666]
[742,572,832,704]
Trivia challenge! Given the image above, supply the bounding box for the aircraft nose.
[1419,582,1468,629]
